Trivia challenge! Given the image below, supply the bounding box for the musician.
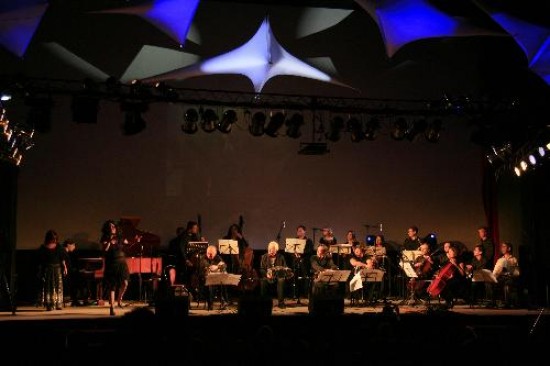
[492,242,520,307]
[222,223,249,274]
[260,241,288,308]
[319,227,337,247]
[310,244,339,295]
[37,229,67,311]
[403,226,421,250]
[101,220,131,316]
[349,245,368,302]
[62,239,82,306]
[465,245,490,305]
[437,246,466,308]
[408,242,435,300]
[168,221,203,288]
[372,234,388,268]
[289,225,314,300]
[435,241,452,268]
[198,245,226,311]
[478,226,495,268]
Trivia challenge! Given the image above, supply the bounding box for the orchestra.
[38,217,521,312]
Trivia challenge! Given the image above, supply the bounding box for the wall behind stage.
[14,96,486,251]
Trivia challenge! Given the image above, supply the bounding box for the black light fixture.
[326,116,344,142]
[121,101,148,136]
[200,108,218,133]
[405,118,428,141]
[71,78,99,124]
[265,112,285,137]
[181,108,199,134]
[425,119,442,143]
[217,109,237,133]
[347,117,364,142]
[391,117,408,141]
[364,117,380,141]
[286,113,304,138]
[249,111,266,136]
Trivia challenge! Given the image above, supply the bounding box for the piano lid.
[118,216,161,257]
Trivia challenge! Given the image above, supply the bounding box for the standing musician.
[101,220,133,316]
[198,245,226,311]
[290,225,314,301]
[168,220,204,292]
[478,226,495,268]
[260,241,288,308]
[403,225,422,250]
[310,244,339,296]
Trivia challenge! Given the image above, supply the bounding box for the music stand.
[205,273,242,310]
[315,269,351,283]
[472,269,497,283]
[285,238,306,254]
[285,239,306,304]
[401,250,421,263]
[359,269,385,305]
[218,240,239,255]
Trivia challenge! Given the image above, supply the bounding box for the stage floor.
[1,297,546,320]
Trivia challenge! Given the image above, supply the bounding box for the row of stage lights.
[513,142,550,177]
[180,107,443,143]
[487,139,550,178]
[1,95,35,166]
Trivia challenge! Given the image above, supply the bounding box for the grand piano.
[79,216,163,304]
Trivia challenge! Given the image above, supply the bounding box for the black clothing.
[403,237,421,251]
[168,232,200,284]
[103,239,129,291]
[198,254,225,309]
[319,237,337,247]
[37,244,65,310]
[480,238,495,268]
[310,254,339,296]
[260,253,287,304]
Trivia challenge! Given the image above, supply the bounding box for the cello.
[427,246,465,298]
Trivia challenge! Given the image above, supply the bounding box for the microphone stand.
[139,244,143,303]
[275,221,285,244]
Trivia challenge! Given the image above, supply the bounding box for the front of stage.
[1,298,548,365]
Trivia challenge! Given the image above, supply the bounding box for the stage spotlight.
[425,119,442,143]
[520,160,528,171]
[514,166,521,177]
[265,112,285,137]
[1,93,11,101]
[200,108,218,133]
[405,118,427,141]
[547,142,550,151]
[249,111,266,136]
[391,117,407,140]
[538,147,546,157]
[286,113,304,138]
[181,108,199,134]
[347,117,364,142]
[364,117,380,140]
[326,116,344,142]
[528,154,537,165]
[121,102,147,136]
[218,109,237,133]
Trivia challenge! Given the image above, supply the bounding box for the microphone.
[283,221,286,229]
[379,223,383,232]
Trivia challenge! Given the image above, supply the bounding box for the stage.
[1,298,548,366]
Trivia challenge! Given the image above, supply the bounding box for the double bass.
[237,215,259,292]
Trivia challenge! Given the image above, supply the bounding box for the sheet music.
[285,238,306,254]
[400,261,418,278]
[205,273,242,286]
[218,239,239,255]
[472,268,498,283]
[350,272,363,292]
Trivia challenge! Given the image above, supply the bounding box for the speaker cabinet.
[238,295,273,316]
[308,295,344,315]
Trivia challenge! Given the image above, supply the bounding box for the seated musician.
[289,225,314,300]
[492,242,520,308]
[349,245,368,302]
[260,241,288,309]
[310,244,339,296]
[408,242,435,300]
[198,245,226,311]
[372,235,387,268]
[437,246,466,308]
